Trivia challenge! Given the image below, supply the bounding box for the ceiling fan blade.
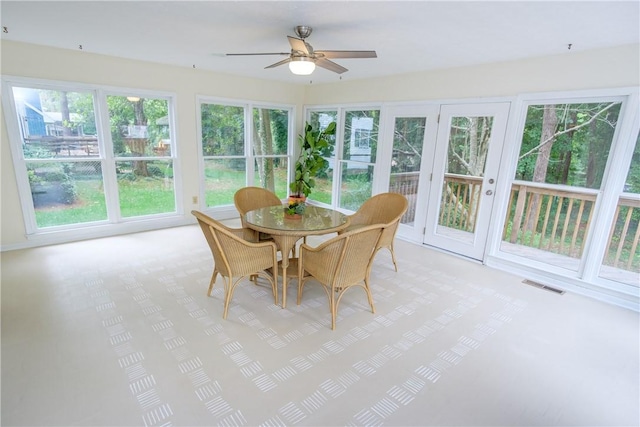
[265,57,292,69]
[315,50,377,59]
[315,58,348,74]
[287,36,309,55]
[226,52,289,56]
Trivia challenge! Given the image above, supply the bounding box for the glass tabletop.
[245,205,348,233]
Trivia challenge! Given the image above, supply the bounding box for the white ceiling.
[1,1,639,85]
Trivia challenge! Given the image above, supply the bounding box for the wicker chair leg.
[329,291,337,330]
[364,279,376,313]
[207,270,219,296]
[222,278,233,319]
[389,244,399,272]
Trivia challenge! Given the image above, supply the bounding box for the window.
[252,107,290,198]
[308,110,338,205]
[501,100,623,272]
[307,108,380,211]
[340,110,379,210]
[4,80,178,234]
[108,95,175,217]
[198,99,293,208]
[389,117,427,225]
[600,129,640,285]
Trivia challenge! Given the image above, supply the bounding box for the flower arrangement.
[284,199,306,217]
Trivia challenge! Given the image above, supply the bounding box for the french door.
[384,103,510,261]
[422,103,510,260]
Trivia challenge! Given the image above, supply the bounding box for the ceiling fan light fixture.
[289,57,315,75]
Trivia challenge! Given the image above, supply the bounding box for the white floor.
[2,223,639,426]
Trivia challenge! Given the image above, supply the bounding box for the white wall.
[304,44,640,103]
[2,41,638,249]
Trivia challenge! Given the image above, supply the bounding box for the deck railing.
[389,172,420,224]
[503,182,639,273]
[390,173,639,274]
[438,174,483,232]
[503,183,597,258]
[604,195,640,272]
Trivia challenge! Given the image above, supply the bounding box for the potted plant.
[289,121,337,203]
[283,198,306,219]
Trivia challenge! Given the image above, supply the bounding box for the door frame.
[379,104,440,241]
[422,102,511,260]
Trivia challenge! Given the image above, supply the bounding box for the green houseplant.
[289,121,337,199]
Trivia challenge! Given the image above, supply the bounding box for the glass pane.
[116,160,175,217]
[623,130,640,194]
[339,161,373,211]
[438,116,493,235]
[311,160,334,205]
[204,158,246,207]
[514,102,621,190]
[502,102,622,271]
[253,157,288,199]
[13,87,99,159]
[343,110,380,163]
[28,161,107,227]
[109,96,171,158]
[252,107,288,155]
[201,104,245,156]
[309,110,338,158]
[600,130,640,286]
[389,117,426,225]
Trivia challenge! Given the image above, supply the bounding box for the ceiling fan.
[225,25,377,75]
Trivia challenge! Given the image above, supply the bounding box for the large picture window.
[5,80,178,234]
[500,99,639,288]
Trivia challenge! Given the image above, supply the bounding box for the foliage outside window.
[199,102,292,207]
[201,103,246,207]
[14,87,108,228]
[502,102,623,270]
[601,130,640,279]
[436,116,494,233]
[252,107,289,199]
[8,84,177,231]
[108,95,175,217]
[389,117,427,225]
[339,110,380,211]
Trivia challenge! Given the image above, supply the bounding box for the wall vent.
[522,279,565,295]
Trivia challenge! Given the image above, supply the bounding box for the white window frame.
[486,86,640,307]
[195,96,295,211]
[2,76,181,239]
[305,104,383,211]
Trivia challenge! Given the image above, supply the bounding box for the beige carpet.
[2,223,638,426]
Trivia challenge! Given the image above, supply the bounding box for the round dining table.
[244,204,350,308]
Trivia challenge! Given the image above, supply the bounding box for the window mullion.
[245,104,255,186]
[95,90,121,223]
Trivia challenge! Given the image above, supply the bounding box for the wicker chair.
[192,210,278,319]
[234,187,283,243]
[339,192,408,272]
[297,223,384,330]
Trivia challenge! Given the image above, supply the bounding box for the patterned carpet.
[1,224,638,426]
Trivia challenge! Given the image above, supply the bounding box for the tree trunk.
[525,104,557,231]
[585,119,597,188]
[132,99,148,177]
[261,109,275,191]
[60,92,72,136]
[560,110,577,184]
